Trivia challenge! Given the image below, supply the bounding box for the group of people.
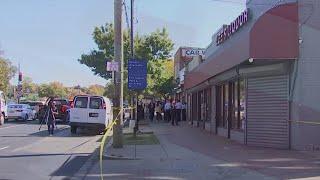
[143,99,187,126]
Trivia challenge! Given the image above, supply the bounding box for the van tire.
[0,113,4,125]
[71,126,77,134]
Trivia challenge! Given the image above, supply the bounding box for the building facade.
[185,0,320,150]
[174,47,205,102]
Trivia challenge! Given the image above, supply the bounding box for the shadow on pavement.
[50,155,91,177]
[4,119,68,125]
[4,120,39,125]
[0,153,90,159]
[0,126,99,138]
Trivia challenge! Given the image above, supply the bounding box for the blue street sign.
[128,60,147,90]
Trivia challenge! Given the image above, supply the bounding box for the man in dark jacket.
[148,101,155,122]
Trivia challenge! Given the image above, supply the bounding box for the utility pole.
[130,0,134,59]
[130,0,139,136]
[113,0,124,148]
[130,0,139,134]
[130,0,137,122]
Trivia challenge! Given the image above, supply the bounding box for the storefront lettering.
[182,49,205,57]
[216,8,249,46]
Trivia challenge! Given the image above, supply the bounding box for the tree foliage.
[78,23,174,99]
[150,60,175,98]
[0,58,17,94]
[38,82,67,98]
[22,76,38,94]
[87,84,105,96]
[104,83,115,99]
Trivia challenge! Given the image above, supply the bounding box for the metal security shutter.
[246,75,289,149]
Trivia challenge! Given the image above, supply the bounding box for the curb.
[102,155,141,160]
[101,137,140,160]
[70,148,100,180]
[70,136,111,180]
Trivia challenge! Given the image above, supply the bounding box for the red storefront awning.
[185,2,298,90]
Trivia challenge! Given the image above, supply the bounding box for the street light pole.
[130,0,134,59]
[113,0,124,148]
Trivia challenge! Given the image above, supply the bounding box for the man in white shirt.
[181,101,186,121]
[164,100,171,122]
[175,100,182,124]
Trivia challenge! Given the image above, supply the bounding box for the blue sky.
[0,0,245,87]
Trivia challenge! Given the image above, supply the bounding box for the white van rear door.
[87,97,106,125]
[70,96,89,123]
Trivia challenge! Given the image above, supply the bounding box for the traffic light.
[18,72,22,82]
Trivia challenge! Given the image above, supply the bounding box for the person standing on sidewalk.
[46,100,58,136]
[164,100,171,122]
[175,100,182,123]
[148,101,155,122]
[182,101,187,121]
[155,101,162,122]
[171,100,177,126]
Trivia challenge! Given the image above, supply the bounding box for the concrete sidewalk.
[159,122,320,180]
[72,121,320,180]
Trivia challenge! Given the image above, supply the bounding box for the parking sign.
[128,60,147,90]
[106,61,119,72]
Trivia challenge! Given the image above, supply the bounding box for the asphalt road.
[0,120,102,180]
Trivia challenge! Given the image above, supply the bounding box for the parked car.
[69,95,112,134]
[0,91,7,125]
[20,101,45,119]
[7,104,35,121]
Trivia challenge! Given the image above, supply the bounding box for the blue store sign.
[128,60,147,90]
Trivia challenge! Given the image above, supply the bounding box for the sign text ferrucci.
[216,8,249,46]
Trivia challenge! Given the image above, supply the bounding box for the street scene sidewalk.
[73,121,320,180]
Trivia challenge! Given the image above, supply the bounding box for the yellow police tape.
[113,106,136,110]
[99,109,122,180]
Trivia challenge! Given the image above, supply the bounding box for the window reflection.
[217,79,246,131]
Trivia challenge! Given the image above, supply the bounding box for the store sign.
[182,48,205,58]
[216,8,250,46]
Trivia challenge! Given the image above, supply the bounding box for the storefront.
[174,47,205,103]
[185,0,320,150]
[189,87,212,130]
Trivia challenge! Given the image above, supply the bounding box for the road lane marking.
[0,146,9,151]
[0,124,23,130]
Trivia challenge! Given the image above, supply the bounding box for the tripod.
[39,107,49,131]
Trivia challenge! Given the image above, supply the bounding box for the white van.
[69,95,113,134]
[0,91,7,125]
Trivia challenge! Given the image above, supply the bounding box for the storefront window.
[206,88,211,122]
[223,84,229,128]
[217,85,224,127]
[239,79,246,130]
[232,81,238,129]
[216,79,246,130]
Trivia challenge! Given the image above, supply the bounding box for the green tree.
[38,82,67,98]
[0,58,17,94]
[104,83,115,99]
[87,84,105,96]
[150,59,175,98]
[78,23,174,99]
[22,76,38,94]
